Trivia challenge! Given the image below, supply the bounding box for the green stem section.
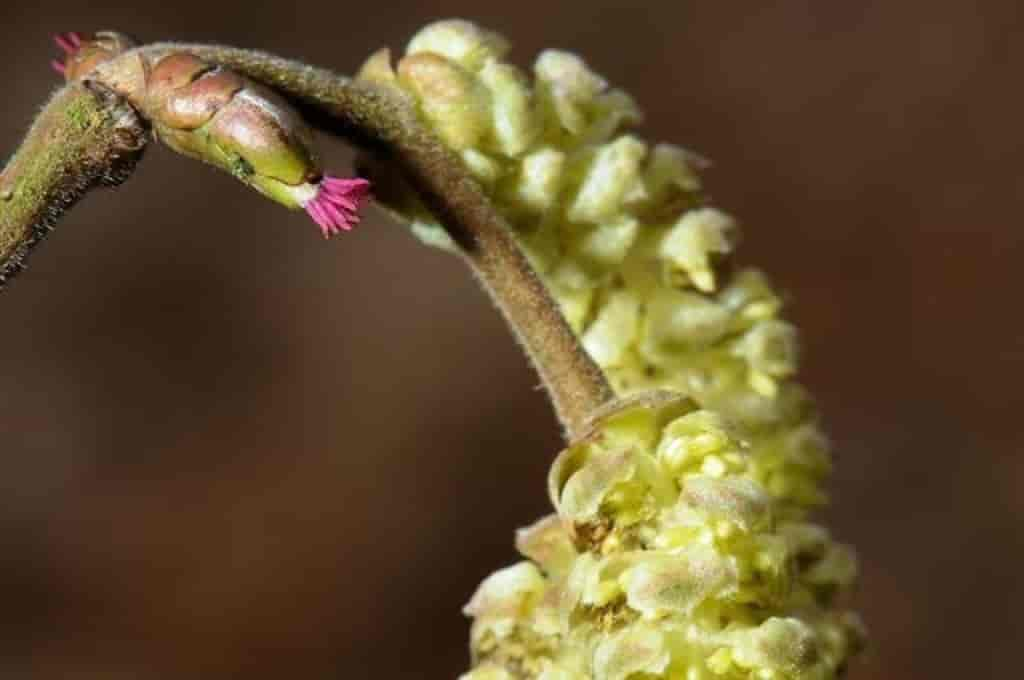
[138,43,614,439]
[0,82,148,286]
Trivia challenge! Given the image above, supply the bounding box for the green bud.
[620,545,737,618]
[732,319,799,397]
[643,143,704,205]
[534,50,608,137]
[723,617,821,677]
[567,136,648,224]
[680,475,772,533]
[512,148,567,213]
[479,59,537,157]
[581,289,641,368]
[116,52,325,212]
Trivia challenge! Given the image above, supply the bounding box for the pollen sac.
[462,394,860,679]
[620,545,738,618]
[592,624,670,680]
[397,52,492,151]
[149,54,243,130]
[206,87,319,188]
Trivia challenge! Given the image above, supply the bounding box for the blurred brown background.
[0,1,1019,678]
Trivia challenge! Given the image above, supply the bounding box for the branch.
[0,40,611,439]
[127,43,615,439]
[0,81,148,286]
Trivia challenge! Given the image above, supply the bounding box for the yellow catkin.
[372,19,865,679]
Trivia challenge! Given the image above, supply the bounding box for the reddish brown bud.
[161,68,245,130]
[146,54,208,99]
[53,38,369,234]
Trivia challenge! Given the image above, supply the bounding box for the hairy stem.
[0,81,148,286]
[134,43,614,438]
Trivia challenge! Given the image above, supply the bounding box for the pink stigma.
[51,32,82,77]
[303,176,371,238]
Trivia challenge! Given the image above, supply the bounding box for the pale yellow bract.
[369,19,864,680]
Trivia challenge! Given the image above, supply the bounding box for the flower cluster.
[465,396,863,680]
[369,20,830,516]
[365,19,864,679]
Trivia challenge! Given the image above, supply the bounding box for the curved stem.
[0,81,148,287]
[134,43,615,439]
[2,42,612,439]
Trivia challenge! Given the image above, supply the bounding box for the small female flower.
[50,32,81,75]
[52,32,370,238]
[303,177,372,237]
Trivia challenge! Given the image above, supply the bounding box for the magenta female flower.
[51,32,82,74]
[51,31,138,81]
[303,177,371,238]
[54,32,81,52]
[50,33,371,238]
